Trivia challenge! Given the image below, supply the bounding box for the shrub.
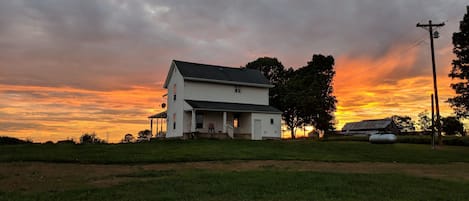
[79,133,106,144]
[0,136,32,145]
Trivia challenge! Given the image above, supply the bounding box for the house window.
[196,112,204,129]
[234,86,241,93]
[173,113,176,130]
[270,118,274,125]
[173,84,177,101]
[233,113,240,128]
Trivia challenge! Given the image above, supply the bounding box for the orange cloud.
[0,84,167,142]
[334,44,457,130]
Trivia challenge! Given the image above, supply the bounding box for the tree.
[122,133,134,143]
[245,57,293,111]
[80,133,106,144]
[441,116,465,136]
[448,6,469,119]
[390,115,415,132]
[245,57,287,87]
[417,111,433,131]
[137,129,152,142]
[295,54,337,135]
[282,78,306,139]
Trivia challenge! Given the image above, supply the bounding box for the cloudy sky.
[1,0,467,142]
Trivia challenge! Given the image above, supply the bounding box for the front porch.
[183,110,252,139]
[182,132,252,140]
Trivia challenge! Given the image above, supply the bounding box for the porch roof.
[185,100,282,114]
[148,111,167,118]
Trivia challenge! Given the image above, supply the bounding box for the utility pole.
[417,20,445,145]
[431,94,435,150]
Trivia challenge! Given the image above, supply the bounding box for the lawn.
[1,170,468,201]
[1,140,469,164]
[1,140,469,201]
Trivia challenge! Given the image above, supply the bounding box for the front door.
[253,119,262,140]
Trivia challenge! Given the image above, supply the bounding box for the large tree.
[294,54,337,135]
[417,111,433,132]
[245,57,293,112]
[448,6,469,118]
[390,115,416,132]
[282,72,307,138]
[441,116,465,136]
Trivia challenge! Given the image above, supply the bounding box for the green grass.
[1,140,469,164]
[2,170,468,201]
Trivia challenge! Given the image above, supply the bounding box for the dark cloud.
[1,0,465,91]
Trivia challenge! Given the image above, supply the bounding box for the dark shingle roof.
[173,60,271,87]
[185,100,281,114]
[342,119,393,131]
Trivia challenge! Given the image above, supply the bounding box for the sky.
[1,0,468,142]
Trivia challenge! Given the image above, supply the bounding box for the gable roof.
[342,119,394,131]
[163,60,273,88]
[185,100,282,114]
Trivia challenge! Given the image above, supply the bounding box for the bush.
[397,136,431,144]
[80,133,106,144]
[443,136,469,146]
[323,135,368,142]
[322,135,469,146]
[397,135,469,146]
[0,136,32,145]
[57,139,76,144]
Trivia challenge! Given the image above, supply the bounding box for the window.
[196,112,204,129]
[234,86,241,93]
[173,113,176,129]
[173,84,177,101]
[233,113,240,128]
[270,118,274,125]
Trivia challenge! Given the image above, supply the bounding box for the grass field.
[1,140,469,200]
[1,140,469,164]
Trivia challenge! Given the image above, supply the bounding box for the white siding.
[184,81,269,105]
[166,67,185,137]
[251,113,282,139]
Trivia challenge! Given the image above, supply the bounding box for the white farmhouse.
[163,60,282,140]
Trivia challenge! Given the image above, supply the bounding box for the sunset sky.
[1,0,468,142]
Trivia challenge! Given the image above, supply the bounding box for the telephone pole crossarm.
[416,22,445,27]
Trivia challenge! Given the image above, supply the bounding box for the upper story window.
[173,84,177,101]
[234,86,241,93]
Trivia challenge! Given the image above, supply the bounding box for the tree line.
[391,114,466,136]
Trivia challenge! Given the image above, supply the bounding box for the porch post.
[150,119,153,136]
[191,110,196,132]
[222,112,227,133]
[155,118,159,136]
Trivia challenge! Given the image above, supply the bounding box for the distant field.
[1,140,469,164]
[2,140,469,201]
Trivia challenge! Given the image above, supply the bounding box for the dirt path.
[1,161,469,192]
